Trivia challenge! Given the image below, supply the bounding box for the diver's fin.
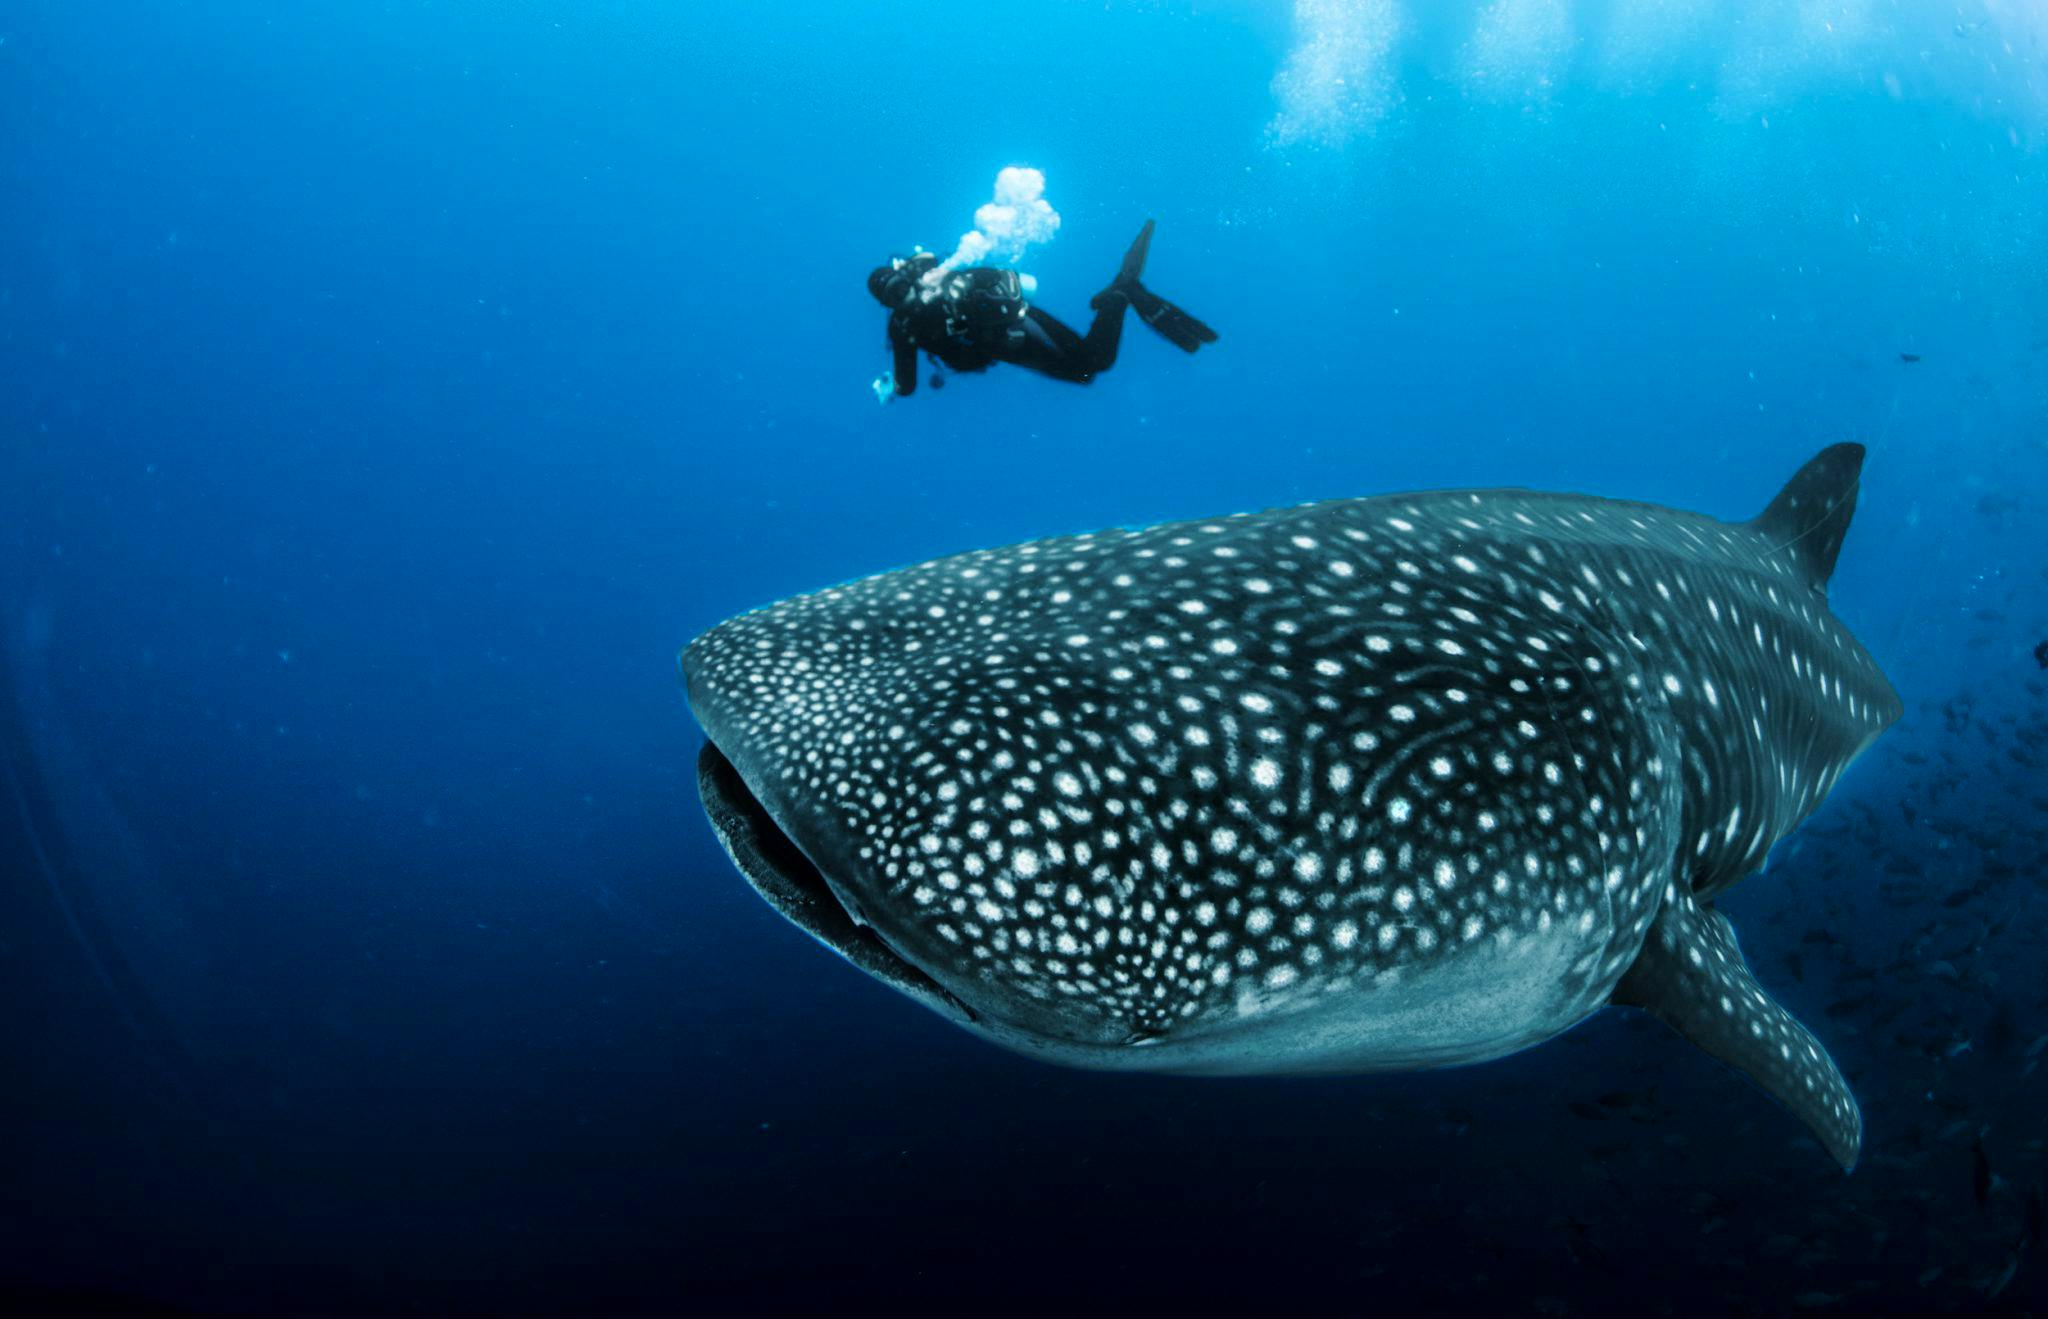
[1125,282,1219,354]
[1118,219,1155,285]
[1613,885,1862,1171]
[1749,442,1864,592]
[1097,221,1216,353]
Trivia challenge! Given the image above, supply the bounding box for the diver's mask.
[867,251,937,308]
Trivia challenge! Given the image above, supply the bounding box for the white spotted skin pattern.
[1619,882,1863,1168]
[682,485,1897,1075]
[1511,493,1901,903]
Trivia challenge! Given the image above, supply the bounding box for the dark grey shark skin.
[681,445,1898,1169]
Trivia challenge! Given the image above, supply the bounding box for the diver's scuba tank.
[954,269,1031,335]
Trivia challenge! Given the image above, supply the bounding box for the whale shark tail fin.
[1750,442,1865,593]
[1615,887,1862,1172]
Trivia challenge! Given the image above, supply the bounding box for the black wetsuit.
[870,224,1214,399]
[885,267,1128,398]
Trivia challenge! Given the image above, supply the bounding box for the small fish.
[1763,1233,1805,1259]
[1974,1137,1993,1208]
[1985,1002,2018,1058]
[1898,352,1922,363]
[1826,993,1873,1020]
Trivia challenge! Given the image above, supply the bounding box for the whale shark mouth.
[694,741,975,1026]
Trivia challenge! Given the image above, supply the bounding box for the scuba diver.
[866,220,1216,400]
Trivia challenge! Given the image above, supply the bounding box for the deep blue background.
[3,2,2045,1313]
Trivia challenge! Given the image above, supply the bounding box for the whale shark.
[681,444,1899,1169]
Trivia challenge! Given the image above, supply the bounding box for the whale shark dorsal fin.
[1614,886,1862,1171]
[1749,442,1866,593]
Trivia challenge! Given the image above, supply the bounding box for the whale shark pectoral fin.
[1613,888,1862,1172]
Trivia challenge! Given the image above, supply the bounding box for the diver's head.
[867,265,911,308]
[868,253,936,308]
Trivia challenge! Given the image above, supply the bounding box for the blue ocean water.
[3,1,2045,1312]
